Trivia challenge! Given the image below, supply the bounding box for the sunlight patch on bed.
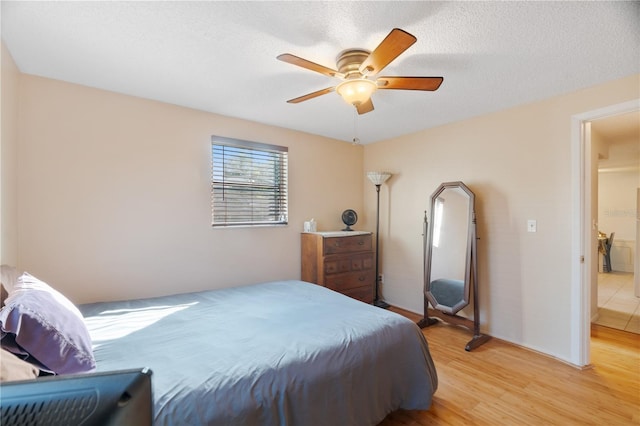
[84,303,197,347]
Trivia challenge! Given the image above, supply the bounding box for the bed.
[77,280,438,425]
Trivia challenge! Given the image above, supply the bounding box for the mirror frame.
[418,181,490,351]
[424,181,475,314]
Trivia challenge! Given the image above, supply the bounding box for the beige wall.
[15,74,364,304]
[4,37,640,362]
[363,74,640,361]
[1,42,20,266]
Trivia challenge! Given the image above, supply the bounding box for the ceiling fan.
[277,28,443,115]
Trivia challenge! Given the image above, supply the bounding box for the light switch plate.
[527,220,537,232]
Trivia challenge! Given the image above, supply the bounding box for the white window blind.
[211,136,288,227]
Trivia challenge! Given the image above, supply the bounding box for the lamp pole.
[367,171,391,308]
[373,183,389,309]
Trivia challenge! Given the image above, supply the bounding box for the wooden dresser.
[301,231,375,303]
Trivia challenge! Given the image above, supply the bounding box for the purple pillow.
[0,272,96,374]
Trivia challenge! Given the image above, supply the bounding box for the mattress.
[79,280,437,425]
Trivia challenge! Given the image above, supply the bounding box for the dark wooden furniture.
[301,231,374,303]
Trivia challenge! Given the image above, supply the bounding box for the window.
[211,136,288,227]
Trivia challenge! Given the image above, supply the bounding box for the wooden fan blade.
[277,54,344,79]
[356,98,374,115]
[359,28,417,76]
[377,76,444,91]
[286,87,335,104]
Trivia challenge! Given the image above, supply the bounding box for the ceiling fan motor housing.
[336,49,371,78]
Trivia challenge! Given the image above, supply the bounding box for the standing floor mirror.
[417,181,490,351]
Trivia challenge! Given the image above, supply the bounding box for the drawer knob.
[358,241,364,245]
[359,276,365,281]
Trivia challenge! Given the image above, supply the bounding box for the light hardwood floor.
[380,308,640,425]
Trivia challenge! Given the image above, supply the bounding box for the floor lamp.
[367,171,392,309]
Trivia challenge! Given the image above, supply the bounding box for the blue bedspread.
[79,280,437,425]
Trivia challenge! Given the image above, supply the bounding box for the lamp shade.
[336,79,377,106]
[367,171,392,186]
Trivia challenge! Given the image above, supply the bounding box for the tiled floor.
[594,272,640,334]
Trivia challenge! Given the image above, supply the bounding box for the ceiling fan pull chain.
[352,107,361,145]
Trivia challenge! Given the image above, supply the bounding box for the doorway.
[571,99,640,367]
[592,113,639,333]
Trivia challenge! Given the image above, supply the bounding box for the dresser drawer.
[351,253,373,271]
[324,253,373,275]
[325,270,375,292]
[341,286,374,304]
[323,234,372,255]
[324,258,352,274]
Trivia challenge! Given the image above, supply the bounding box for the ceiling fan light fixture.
[336,78,377,106]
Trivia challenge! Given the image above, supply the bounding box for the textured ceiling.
[2,1,639,144]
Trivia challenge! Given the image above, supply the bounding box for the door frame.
[571,98,640,366]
